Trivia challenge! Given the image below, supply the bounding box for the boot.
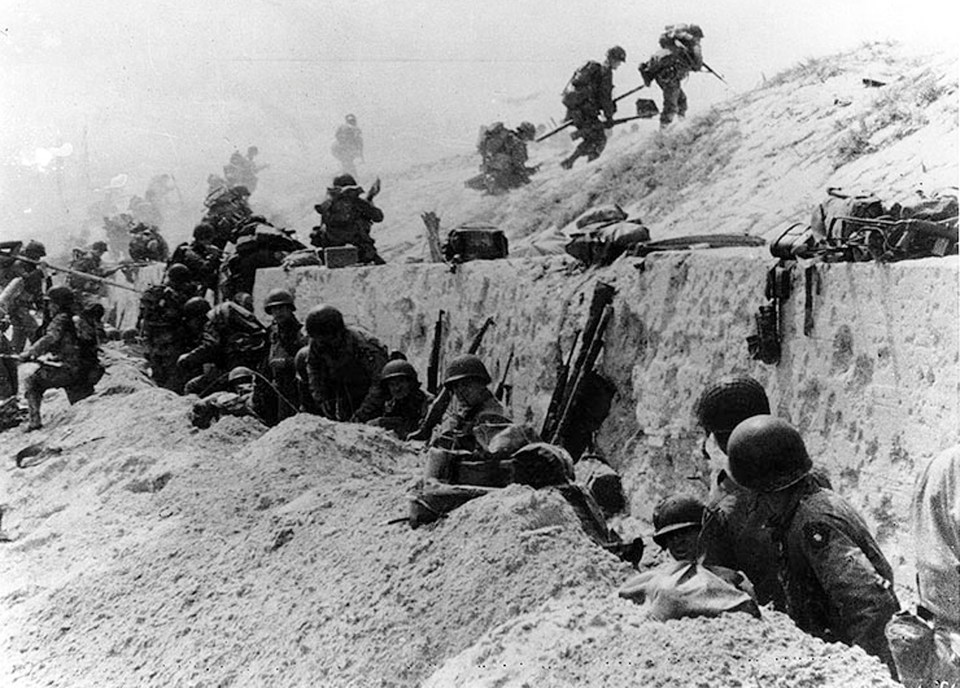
[24,394,41,432]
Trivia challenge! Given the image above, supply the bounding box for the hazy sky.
[1,0,955,242]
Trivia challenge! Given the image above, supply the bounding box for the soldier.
[472,122,538,194]
[128,223,169,262]
[73,302,106,400]
[358,359,434,438]
[176,298,267,396]
[203,185,252,249]
[67,240,109,298]
[696,375,831,609]
[431,354,512,446]
[169,223,222,296]
[888,445,960,685]
[0,240,48,352]
[560,46,626,170]
[726,415,899,674]
[652,494,706,561]
[190,366,262,429]
[138,264,195,392]
[639,23,704,128]
[332,114,364,177]
[300,304,387,421]
[220,222,303,301]
[254,288,306,425]
[19,286,90,431]
[310,174,385,265]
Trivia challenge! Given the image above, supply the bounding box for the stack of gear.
[441,223,509,263]
[564,205,650,267]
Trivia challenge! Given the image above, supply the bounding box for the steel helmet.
[652,495,705,547]
[305,304,345,337]
[346,114,357,125]
[607,45,626,62]
[228,366,255,384]
[45,285,75,307]
[22,240,46,259]
[232,292,254,312]
[91,241,108,253]
[443,354,491,387]
[332,173,357,188]
[517,121,536,140]
[193,223,215,241]
[380,359,418,383]
[727,415,812,493]
[166,263,191,284]
[694,375,770,451]
[263,288,295,313]
[183,296,212,319]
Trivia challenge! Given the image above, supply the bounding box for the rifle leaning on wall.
[426,309,445,395]
[495,345,515,404]
[406,317,494,441]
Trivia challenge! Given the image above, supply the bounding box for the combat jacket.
[25,312,81,374]
[701,474,786,609]
[769,480,899,670]
[267,318,306,373]
[913,446,960,627]
[361,386,434,437]
[313,193,383,242]
[434,389,511,445]
[306,327,388,421]
[170,241,222,292]
[180,301,267,370]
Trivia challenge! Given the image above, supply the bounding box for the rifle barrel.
[11,255,142,293]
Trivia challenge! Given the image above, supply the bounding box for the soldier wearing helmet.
[136,265,197,392]
[310,173,385,265]
[726,415,899,674]
[256,288,306,425]
[300,304,388,422]
[66,241,110,299]
[190,365,262,429]
[358,358,434,437]
[559,46,625,170]
[0,240,48,352]
[471,121,540,195]
[694,375,831,609]
[431,353,511,447]
[169,224,222,295]
[19,285,88,430]
[332,114,363,177]
[652,494,706,561]
[177,298,267,396]
[639,23,705,128]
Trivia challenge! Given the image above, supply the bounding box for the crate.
[323,245,359,268]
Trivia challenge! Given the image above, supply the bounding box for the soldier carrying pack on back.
[310,174,385,265]
[468,122,538,194]
[639,23,705,128]
[560,46,626,170]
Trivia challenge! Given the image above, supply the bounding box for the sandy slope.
[369,42,956,261]
[0,350,897,687]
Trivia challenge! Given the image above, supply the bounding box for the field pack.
[442,224,509,263]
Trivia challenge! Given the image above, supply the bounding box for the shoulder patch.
[802,522,832,551]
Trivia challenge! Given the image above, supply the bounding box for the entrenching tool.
[535,84,649,142]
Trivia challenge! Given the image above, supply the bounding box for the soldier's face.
[451,379,486,407]
[386,378,413,400]
[664,529,700,561]
[269,304,295,324]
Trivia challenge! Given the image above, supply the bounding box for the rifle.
[406,316,494,441]
[427,309,445,395]
[0,354,63,369]
[5,254,143,294]
[495,345,515,403]
[535,84,647,142]
[549,304,613,445]
[700,61,727,85]
[569,115,655,141]
[540,329,579,439]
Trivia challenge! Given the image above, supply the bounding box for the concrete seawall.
[250,251,958,588]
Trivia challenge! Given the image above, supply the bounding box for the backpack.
[562,61,601,109]
[810,187,886,244]
[565,220,651,266]
[138,284,179,329]
[442,224,509,263]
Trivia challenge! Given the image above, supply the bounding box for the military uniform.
[67,249,106,299]
[311,189,385,265]
[169,239,221,295]
[303,327,387,421]
[22,311,84,428]
[179,301,267,395]
[767,479,899,672]
[477,123,534,193]
[128,225,169,262]
[191,389,260,429]
[434,390,510,445]
[254,316,306,425]
[72,309,105,403]
[362,385,434,438]
[561,61,617,168]
[642,26,703,127]
[139,284,191,392]
[332,122,363,177]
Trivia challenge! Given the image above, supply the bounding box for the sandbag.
[575,204,627,229]
[565,221,650,267]
[512,442,575,488]
[618,560,761,621]
[408,481,497,528]
[810,187,885,244]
